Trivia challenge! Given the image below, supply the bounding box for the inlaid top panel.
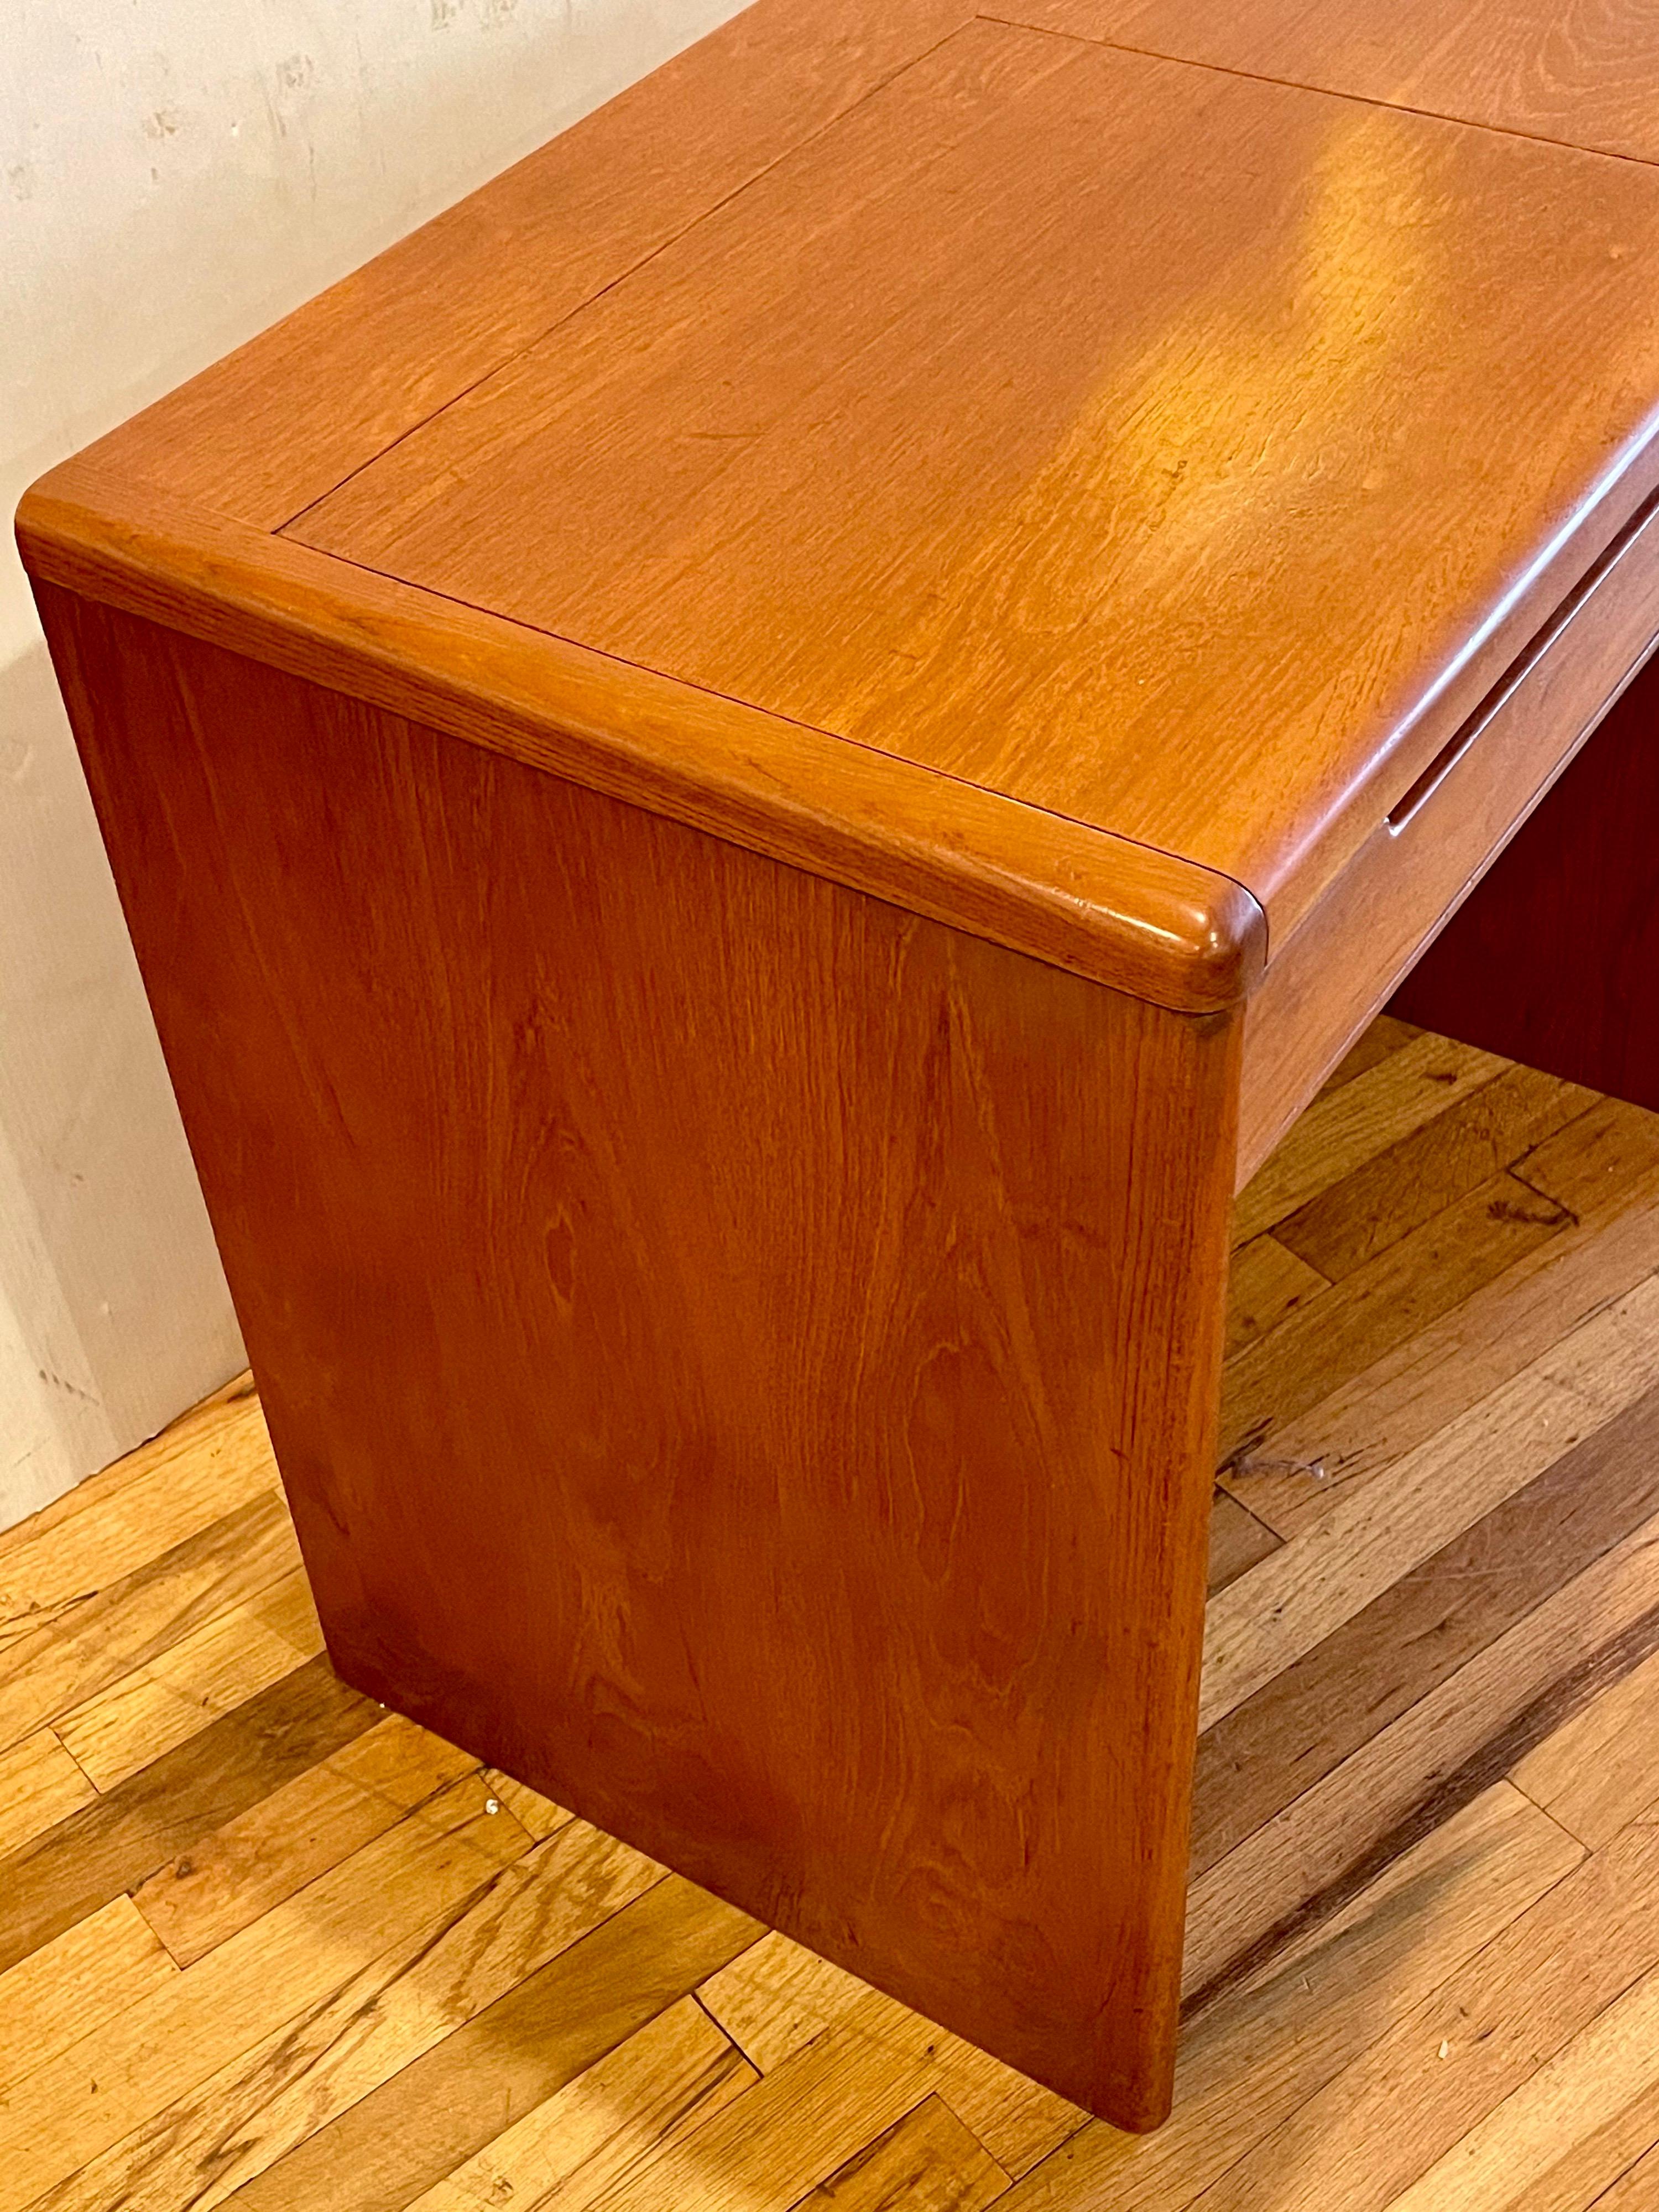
[287,18,1659,927]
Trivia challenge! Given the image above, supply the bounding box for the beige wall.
[0,0,748,1529]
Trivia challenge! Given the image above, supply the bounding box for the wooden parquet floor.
[8,1015,1659,2210]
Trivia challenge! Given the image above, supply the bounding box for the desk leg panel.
[38,588,1241,2130]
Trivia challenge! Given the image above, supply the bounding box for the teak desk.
[22,0,1659,2132]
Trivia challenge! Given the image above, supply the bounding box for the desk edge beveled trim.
[16,460,1267,1015]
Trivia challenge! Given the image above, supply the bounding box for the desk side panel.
[35,585,1243,2130]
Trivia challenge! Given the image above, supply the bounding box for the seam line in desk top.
[272,16,980,542]
[279,6,1659,551]
[978,11,1659,172]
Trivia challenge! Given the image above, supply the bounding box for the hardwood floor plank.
[1510,1645,1659,1850]
[0,1651,378,1976]
[1578,2136,1659,2208]
[1479,2078,1659,2212]
[700,1929,1084,2178]
[45,1816,661,2212]
[0,1895,175,2096]
[573,2025,940,2212]
[1202,1274,1659,1728]
[1233,1035,1507,1246]
[1276,1065,1595,1282]
[1181,1820,1659,2212]
[0,1376,270,1613]
[132,1712,484,1965]
[1206,1493,1280,1598]
[1380,1962,1659,2212]
[58,1568,322,1790]
[1227,1161,1659,1533]
[1219,1171,1573,1473]
[795,2095,1009,2209]
[482,1766,571,1841]
[1224,1235,1328,1360]
[0,1728,94,1857]
[1193,1378,1659,1874]
[4,1018,1656,2205]
[0,1489,300,1754]
[213,1876,761,2212]
[404,1996,757,2212]
[995,1785,1579,2211]
[1312,1016,1425,1100]
[1183,1507,1659,2000]
[1515,1097,1659,1219]
[0,1775,529,2212]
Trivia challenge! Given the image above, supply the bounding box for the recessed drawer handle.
[1385,722,1484,835]
[1385,483,1659,838]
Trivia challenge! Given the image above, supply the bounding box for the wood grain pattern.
[1383,1961,1659,2212]
[998,0,1659,165]
[1206,1493,1281,1595]
[401,1995,759,2212]
[0,1375,272,1639]
[70,0,979,528]
[0,1652,377,1976]
[0,1489,299,1754]
[1274,1064,1594,1280]
[1219,1170,1574,1465]
[1183,1504,1659,1999]
[55,1568,321,1791]
[1223,1235,1327,1358]
[129,1713,483,1965]
[23,0,1659,2152]
[1236,471,1659,1180]
[1232,1159,1659,1532]
[1190,1822,1659,2212]
[285,18,1659,941]
[77,1819,660,2212]
[800,2098,1010,2210]
[1205,1271,1659,1728]
[0,1895,175,2096]
[1510,1642,1659,1850]
[1195,1377,1659,1875]
[697,1928,1083,2178]
[218,1879,760,2212]
[2,1011,1659,2199]
[0,1729,95,1857]
[0,1771,533,2212]
[19,468,1261,1016]
[39,593,1243,2128]
[1586,2137,1659,2210]
[996,1785,1582,2211]
[1234,1032,1506,1244]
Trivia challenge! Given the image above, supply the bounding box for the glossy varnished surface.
[40,591,1244,2127]
[288,15,1659,935]
[7,1024,1659,2206]
[69,0,978,528]
[20,0,1659,2142]
[1005,0,1659,165]
[17,471,1264,1013]
[20,0,1659,993]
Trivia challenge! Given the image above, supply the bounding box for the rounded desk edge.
[17,461,1269,1019]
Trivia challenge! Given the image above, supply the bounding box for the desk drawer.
[1238,489,1659,1186]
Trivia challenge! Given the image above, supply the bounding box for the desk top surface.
[24,0,1659,1010]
